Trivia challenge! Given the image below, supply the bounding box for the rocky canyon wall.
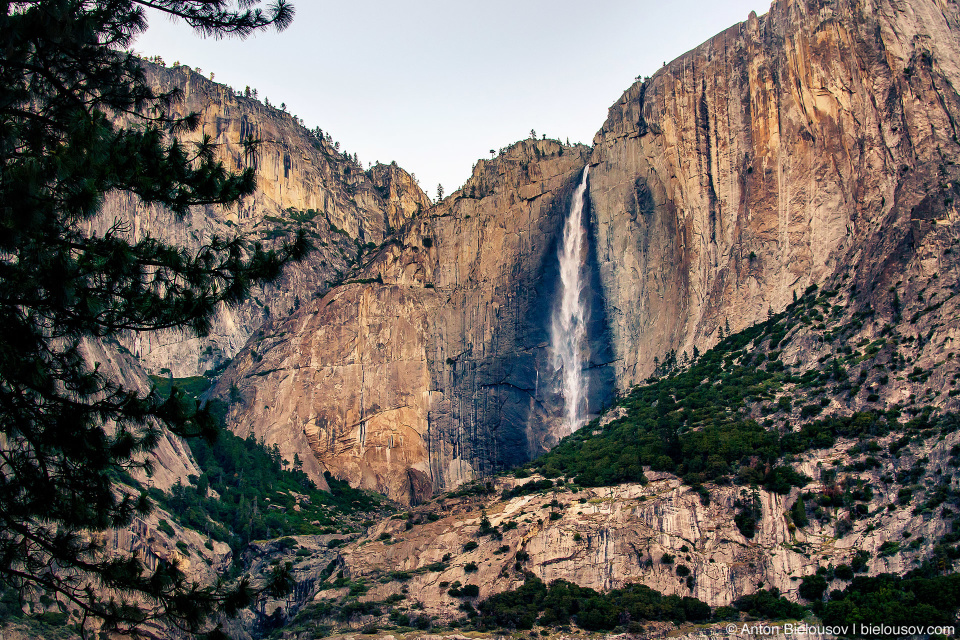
[95,63,429,377]
[590,0,960,388]
[211,0,960,502]
[240,422,960,626]
[212,141,617,503]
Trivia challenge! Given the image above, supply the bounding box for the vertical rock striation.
[590,0,960,388]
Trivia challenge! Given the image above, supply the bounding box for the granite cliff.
[244,424,960,632]
[17,0,960,638]
[590,0,960,387]
[212,141,616,503]
[65,60,432,572]
[96,63,430,378]
[210,0,960,505]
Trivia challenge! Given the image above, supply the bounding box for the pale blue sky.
[134,1,770,200]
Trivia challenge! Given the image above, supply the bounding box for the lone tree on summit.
[0,0,304,637]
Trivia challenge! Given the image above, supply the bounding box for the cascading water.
[550,166,590,435]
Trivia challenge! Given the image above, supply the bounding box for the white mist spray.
[551,166,590,435]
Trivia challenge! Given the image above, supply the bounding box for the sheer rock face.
[217,0,960,503]
[113,0,960,504]
[590,0,960,388]
[212,142,617,503]
[95,64,429,377]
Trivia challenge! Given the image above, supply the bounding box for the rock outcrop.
[96,63,429,377]
[241,421,960,628]
[80,337,202,491]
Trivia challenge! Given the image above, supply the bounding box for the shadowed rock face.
[213,0,960,503]
[213,141,619,503]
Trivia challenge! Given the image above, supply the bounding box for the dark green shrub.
[713,606,738,620]
[33,611,68,627]
[799,574,827,601]
[822,573,960,629]
[157,519,175,537]
[338,599,379,620]
[412,614,432,629]
[852,550,870,573]
[475,575,710,631]
[502,479,554,500]
[733,588,807,619]
[734,492,761,539]
[878,541,900,557]
[791,497,809,528]
[834,564,854,581]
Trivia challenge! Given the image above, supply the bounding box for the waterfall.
[551,166,590,435]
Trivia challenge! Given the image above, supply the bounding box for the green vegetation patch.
[470,571,960,634]
[474,574,710,631]
[148,375,212,401]
[501,478,555,500]
[531,311,805,488]
[151,401,385,554]
[821,572,960,632]
[728,588,807,620]
[0,587,78,638]
[528,284,956,493]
